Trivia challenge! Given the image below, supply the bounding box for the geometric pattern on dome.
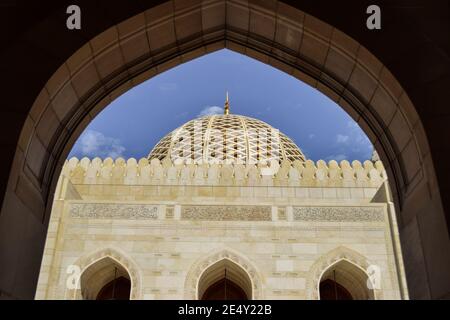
[148,113,306,165]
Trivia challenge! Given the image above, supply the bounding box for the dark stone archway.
[0,0,449,299]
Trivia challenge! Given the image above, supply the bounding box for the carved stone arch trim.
[184,247,264,300]
[306,246,381,300]
[66,247,142,300]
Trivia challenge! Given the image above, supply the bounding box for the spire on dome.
[224,91,230,115]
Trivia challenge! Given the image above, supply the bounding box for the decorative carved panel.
[70,203,158,219]
[181,205,271,221]
[293,206,384,222]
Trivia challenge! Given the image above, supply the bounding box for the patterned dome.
[148,112,306,165]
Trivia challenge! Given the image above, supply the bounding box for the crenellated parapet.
[62,157,387,188]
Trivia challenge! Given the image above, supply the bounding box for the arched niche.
[66,247,142,300]
[80,256,131,300]
[198,259,251,300]
[184,248,263,300]
[306,246,381,300]
[319,259,374,300]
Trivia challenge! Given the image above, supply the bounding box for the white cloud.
[198,106,223,117]
[347,120,358,129]
[347,123,372,152]
[78,130,126,159]
[324,121,373,161]
[336,134,350,144]
[308,134,315,139]
[325,154,348,162]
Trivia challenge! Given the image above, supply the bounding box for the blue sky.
[68,49,373,162]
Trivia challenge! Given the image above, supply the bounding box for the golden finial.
[224,91,230,115]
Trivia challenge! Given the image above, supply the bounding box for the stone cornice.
[62,157,387,188]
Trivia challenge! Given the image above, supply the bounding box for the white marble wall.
[35,160,407,300]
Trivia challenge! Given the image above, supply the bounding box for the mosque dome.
[148,94,306,165]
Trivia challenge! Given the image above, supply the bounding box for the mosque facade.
[35,98,408,300]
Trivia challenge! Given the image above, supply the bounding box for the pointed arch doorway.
[80,256,132,300]
[198,259,251,300]
[318,259,375,300]
[95,267,131,300]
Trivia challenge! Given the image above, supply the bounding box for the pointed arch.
[66,247,142,300]
[318,259,374,300]
[199,258,251,300]
[1,0,447,301]
[306,246,381,300]
[184,248,264,300]
[80,256,131,300]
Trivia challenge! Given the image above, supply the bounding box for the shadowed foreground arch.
[0,0,449,299]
